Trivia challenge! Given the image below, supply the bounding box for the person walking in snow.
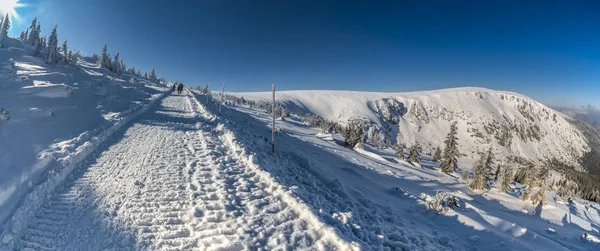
[172,83,177,93]
[178,83,184,94]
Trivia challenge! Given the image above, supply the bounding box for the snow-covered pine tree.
[33,37,42,56]
[519,167,536,201]
[530,168,549,205]
[119,59,125,76]
[395,142,405,160]
[408,142,422,164]
[19,29,28,41]
[45,25,59,65]
[496,164,512,193]
[149,68,157,82]
[440,121,461,174]
[469,152,489,191]
[0,14,10,48]
[69,50,80,65]
[343,118,364,148]
[112,52,120,73]
[432,147,442,162]
[40,36,47,51]
[101,44,111,69]
[61,40,67,54]
[484,147,498,186]
[61,40,68,60]
[27,18,39,45]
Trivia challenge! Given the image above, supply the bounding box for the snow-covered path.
[13,94,353,250]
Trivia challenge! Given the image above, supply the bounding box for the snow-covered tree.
[469,153,489,191]
[440,121,461,174]
[483,147,495,181]
[0,14,10,48]
[61,40,68,55]
[496,164,512,193]
[45,25,59,65]
[530,168,549,205]
[432,147,442,162]
[112,52,120,72]
[395,142,405,160]
[343,118,364,148]
[68,50,80,65]
[119,59,125,76]
[33,38,42,56]
[408,142,422,164]
[19,29,28,41]
[27,18,40,45]
[100,44,111,69]
[149,67,157,82]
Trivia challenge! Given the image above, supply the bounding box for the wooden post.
[272,84,275,153]
[205,81,210,103]
[219,81,225,116]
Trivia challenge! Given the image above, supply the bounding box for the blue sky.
[6,0,600,108]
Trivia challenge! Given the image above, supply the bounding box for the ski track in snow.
[14,93,352,250]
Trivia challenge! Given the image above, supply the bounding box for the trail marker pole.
[272,84,275,153]
[219,81,225,116]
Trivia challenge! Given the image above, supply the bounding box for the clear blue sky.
[7,0,600,108]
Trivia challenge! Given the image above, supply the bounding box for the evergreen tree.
[112,52,120,72]
[19,29,28,41]
[484,147,495,181]
[61,40,68,54]
[440,121,461,174]
[149,68,157,81]
[497,164,512,193]
[45,25,59,65]
[33,37,42,56]
[432,147,442,162]
[119,59,125,76]
[530,168,549,205]
[100,44,111,69]
[408,142,422,164]
[469,153,489,191]
[343,118,364,148]
[68,50,80,65]
[27,18,38,45]
[395,142,405,160]
[0,14,10,48]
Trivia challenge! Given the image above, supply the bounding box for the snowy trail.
[13,93,353,250]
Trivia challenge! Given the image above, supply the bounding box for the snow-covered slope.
[234,88,589,168]
[0,37,167,225]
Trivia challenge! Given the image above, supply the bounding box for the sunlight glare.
[0,0,24,20]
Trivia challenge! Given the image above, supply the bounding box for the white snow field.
[0,34,599,250]
[0,37,168,229]
[234,89,589,170]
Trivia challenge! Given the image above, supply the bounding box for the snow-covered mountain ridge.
[234,87,589,169]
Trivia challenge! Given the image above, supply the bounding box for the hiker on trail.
[172,83,176,92]
[178,83,183,94]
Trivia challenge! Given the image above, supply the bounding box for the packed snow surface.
[0,37,166,226]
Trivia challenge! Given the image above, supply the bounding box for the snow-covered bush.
[0,107,10,121]
[343,118,364,147]
[420,192,460,214]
